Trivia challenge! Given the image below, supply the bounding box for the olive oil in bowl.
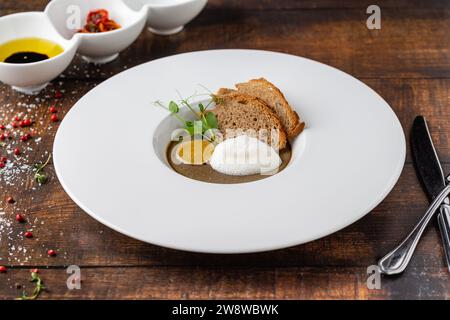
[0,37,64,64]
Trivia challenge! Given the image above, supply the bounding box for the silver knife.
[378,116,450,274]
[410,116,450,271]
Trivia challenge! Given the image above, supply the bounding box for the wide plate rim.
[53,49,406,253]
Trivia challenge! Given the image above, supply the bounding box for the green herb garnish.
[33,154,52,184]
[155,94,219,141]
[16,271,45,300]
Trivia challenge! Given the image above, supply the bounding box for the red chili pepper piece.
[16,214,25,223]
[47,249,57,257]
[79,9,121,33]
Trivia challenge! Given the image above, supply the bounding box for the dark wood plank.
[275,266,450,300]
[208,0,450,10]
[1,267,277,300]
[63,8,450,79]
[1,266,449,300]
[367,79,450,163]
[1,0,448,11]
[1,5,449,79]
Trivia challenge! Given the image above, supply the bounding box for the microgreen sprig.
[16,271,45,300]
[0,142,5,174]
[33,153,52,184]
[155,93,219,141]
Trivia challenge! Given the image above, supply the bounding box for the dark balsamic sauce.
[4,52,49,64]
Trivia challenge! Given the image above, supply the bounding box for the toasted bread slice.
[221,78,305,138]
[216,87,236,96]
[212,93,287,150]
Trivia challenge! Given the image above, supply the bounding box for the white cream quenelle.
[209,135,282,176]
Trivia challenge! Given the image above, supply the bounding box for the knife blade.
[411,115,450,271]
[411,116,446,200]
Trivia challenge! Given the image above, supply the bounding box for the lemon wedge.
[175,140,215,165]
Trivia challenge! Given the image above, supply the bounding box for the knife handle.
[378,179,450,275]
[438,204,450,272]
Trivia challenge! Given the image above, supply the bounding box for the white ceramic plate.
[53,50,405,253]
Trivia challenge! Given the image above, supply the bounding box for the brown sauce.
[167,141,292,184]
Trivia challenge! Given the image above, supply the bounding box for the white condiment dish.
[45,0,148,64]
[0,0,208,94]
[124,0,208,35]
[0,12,79,94]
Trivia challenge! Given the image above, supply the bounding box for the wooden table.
[0,0,449,300]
